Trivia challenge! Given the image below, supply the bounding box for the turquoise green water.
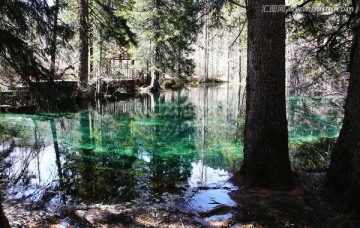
[0,85,343,208]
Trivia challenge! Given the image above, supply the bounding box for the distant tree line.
[1,0,360,226]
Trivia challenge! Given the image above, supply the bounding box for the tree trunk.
[89,32,93,78]
[89,0,93,78]
[204,10,209,80]
[79,0,89,88]
[237,0,293,190]
[0,198,10,228]
[50,0,59,81]
[149,70,161,91]
[324,1,360,213]
[148,0,161,92]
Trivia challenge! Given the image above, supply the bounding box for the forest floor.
[3,172,360,228]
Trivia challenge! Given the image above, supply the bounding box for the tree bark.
[148,0,161,92]
[237,0,293,190]
[89,31,94,78]
[50,0,59,81]
[79,0,89,88]
[89,0,93,78]
[150,70,161,91]
[0,197,10,228]
[324,1,360,213]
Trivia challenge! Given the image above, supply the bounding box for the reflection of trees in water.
[287,97,343,141]
[59,111,138,203]
[61,146,138,203]
[131,92,196,193]
[0,117,56,208]
[0,134,10,227]
[50,119,65,203]
[3,120,46,186]
[55,93,196,202]
[0,87,344,210]
[287,97,343,171]
[55,86,244,198]
[0,88,344,207]
[0,130,15,228]
[184,85,244,174]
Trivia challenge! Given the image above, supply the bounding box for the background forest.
[1,0,360,227]
[0,0,349,97]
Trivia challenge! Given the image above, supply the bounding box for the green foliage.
[287,0,352,93]
[0,0,74,78]
[162,79,185,90]
[197,0,246,28]
[0,0,76,108]
[128,0,200,79]
[290,137,336,171]
[287,96,342,171]
[287,96,343,142]
[0,0,51,81]
[91,0,136,46]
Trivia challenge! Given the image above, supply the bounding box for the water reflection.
[0,85,343,209]
[287,96,342,142]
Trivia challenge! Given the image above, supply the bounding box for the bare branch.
[228,0,246,9]
[229,18,247,48]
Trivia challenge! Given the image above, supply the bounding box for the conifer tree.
[236,0,294,190]
[324,0,360,213]
[129,0,200,90]
[0,0,71,105]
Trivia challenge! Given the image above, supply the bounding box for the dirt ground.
[3,172,360,228]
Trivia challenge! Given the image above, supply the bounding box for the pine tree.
[235,0,294,190]
[129,0,200,90]
[71,0,135,83]
[78,0,89,88]
[0,0,74,106]
[0,0,52,82]
[324,0,360,213]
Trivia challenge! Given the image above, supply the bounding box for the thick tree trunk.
[237,0,293,190]
[0,198,10,228]
[79,0,89,88]
[324,1,360,213]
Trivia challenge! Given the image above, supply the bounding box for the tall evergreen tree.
[129,0,200,90]
[236,0,294,190]
[0,197,10,228]
[0,0,72,107]
[92,0,136,72]
[78,0,89,88]
[0,0,52,81]
[75,0,135,85]
[324,0,360,213]
[50,0,60,80]
[287,0,352,95]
